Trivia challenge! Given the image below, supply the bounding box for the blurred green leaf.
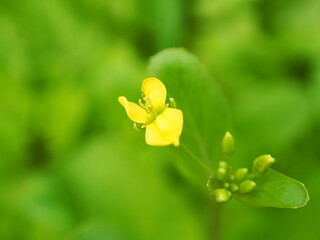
[235,169,309,208]
[147,48,231,166]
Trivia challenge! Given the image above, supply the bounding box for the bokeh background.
[1,0,319,239]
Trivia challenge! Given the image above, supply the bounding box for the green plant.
[119,48,309,237]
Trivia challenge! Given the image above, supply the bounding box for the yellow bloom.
[118,77,183,147]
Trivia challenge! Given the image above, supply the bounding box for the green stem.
[211,201,221,240]
[180,143,220,240]
[181,143,215,176]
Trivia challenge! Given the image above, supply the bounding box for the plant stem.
[181,143,215,176]
[211,201,221,240]
[181,143,221,240]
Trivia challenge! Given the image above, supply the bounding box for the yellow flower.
[118,77,183,147]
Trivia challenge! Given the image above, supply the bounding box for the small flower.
[118,77,183,147]
[239,180,256,194]
[213,189,231,203]
[235,168,248,181]
[253,154,275,175]
[221,131,235,159]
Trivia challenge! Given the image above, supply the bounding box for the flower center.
[139,96,164,118]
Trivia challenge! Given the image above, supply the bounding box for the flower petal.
[145,108,183,146]
[145,122,172,146]
[141,77,167,113]
[118,96,152,124]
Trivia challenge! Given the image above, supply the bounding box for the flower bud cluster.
[207,132,276,204]
[207,161,257,203]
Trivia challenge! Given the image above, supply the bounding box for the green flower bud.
[235,168,248,181]
[219,161,228,169]
[229,175,235,182]
[216,168,227,181]
[206,176,215,194]
[239,180,256,194]
[230,183,239,192]
[214,189,231,203]
[169,97,177,108]
[224,182,230,189]
[221,131,235,159]
[253,154,275,175]
[133,122,146,131]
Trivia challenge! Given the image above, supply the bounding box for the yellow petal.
[118,96,152,124]
[145,123,172,146]
[141,77,167,113]
[145,108,183,146]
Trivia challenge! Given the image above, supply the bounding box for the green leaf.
[147,48,231,167]
[235,169,309,208]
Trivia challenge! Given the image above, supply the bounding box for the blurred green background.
[1,0,319,239]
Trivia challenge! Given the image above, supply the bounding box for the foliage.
[0,0,319,240]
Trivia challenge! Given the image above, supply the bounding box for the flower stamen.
[138,99,146,109]
[143,97,159,116]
